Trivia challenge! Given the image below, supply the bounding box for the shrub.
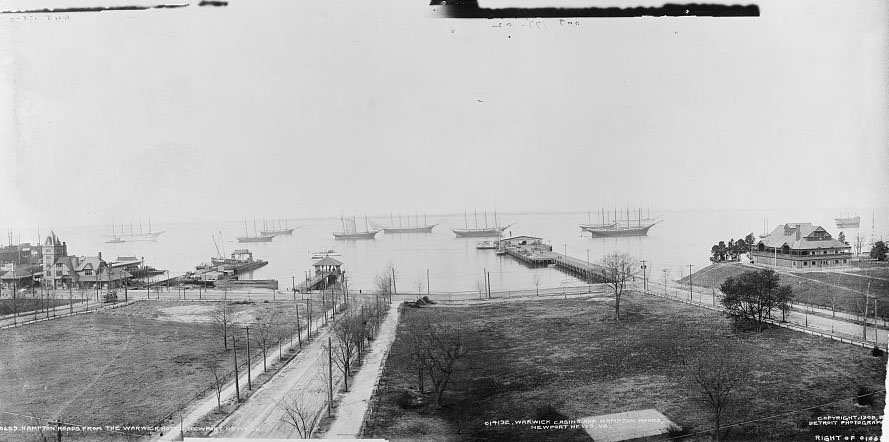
[665,423,692,440]
[856,386,875,407]
[871,345,884,357]
[395,389,422,409]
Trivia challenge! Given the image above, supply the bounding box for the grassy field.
[0,299,321,442]
[678,263,889,318]
[365,294,885,441]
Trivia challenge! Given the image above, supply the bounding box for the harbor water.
[41,207,889,294]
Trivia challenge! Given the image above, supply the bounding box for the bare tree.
[277,393,323,439]
[855,234,865,256]
[210,364,224,413]
[689,349,751,442]
[403,316,429,394]
[255,318,273,372]
[374,271,393,304]
[330,312,359,391]
[422,313,470,407]
[210,302,234,351]
[273,320,290,361]
[601,253,637,320]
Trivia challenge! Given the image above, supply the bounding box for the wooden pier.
[500,241,606,283]
[551,253,606,283]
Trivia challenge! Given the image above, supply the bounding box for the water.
[37,207,889,294]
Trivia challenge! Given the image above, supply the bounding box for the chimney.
[796,228,800,241]
[98,251,102,261]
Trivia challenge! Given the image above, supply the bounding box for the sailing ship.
[835,215,861,229]
[451,210,513,238]
[578,208,617,231]
[580,207,660,237]
[237,219,276,243]
[333,215,380,240]
[377,213,438,233]
[476,240,498,250]
[109,219,165,241]
[105,224,126,244]
[260,217,296,236]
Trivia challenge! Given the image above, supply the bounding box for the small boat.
[106,237,126,244]
[476,241,498,250]
[311,249,341,259]
[835,215,861,229]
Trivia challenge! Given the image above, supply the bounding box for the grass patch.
[679,263,889,318]
[0,300,322,441]
[365,293,885,441]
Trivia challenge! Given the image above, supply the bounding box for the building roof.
[44,231,62,246]
[500,235,542,241]
[76,256,105,272]
[313,256,343,267]
[0,267,36,280]
[756,223,850,250]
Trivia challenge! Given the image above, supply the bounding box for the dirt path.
[153,308,333,441]
[211,314,338,439]
[321,302,401,439]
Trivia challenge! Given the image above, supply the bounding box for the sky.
[0,0,887,229]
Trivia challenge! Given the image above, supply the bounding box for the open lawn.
[679,263,889,319]
[0,299,321,442]
[365,293,886,441]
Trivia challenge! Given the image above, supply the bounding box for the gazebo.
[312,256,343,275]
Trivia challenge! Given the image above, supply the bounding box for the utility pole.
[586,249,591,292]
[688,264,694,300]
[663,269,668,296]
[427,268,430,297]
[232,335,240,402]
[391,267,397,295]
[244,326,252,390]
[295,303,302,349]
[327,336,334,417]
[640,260,647,292]
[306,298,311,335]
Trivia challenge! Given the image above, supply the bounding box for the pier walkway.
[501,244,606,283]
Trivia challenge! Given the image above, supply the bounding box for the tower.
[42,231,67,288]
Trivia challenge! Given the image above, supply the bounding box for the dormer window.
[84,269,92,276]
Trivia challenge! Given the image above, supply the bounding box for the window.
[843,259,847,263]
[835,260,839,264]
[803,261,808,266]
[84,269,92,276]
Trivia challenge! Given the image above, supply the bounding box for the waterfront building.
[498,235,547,248]
[751,223,852,270]
[41,232,132,289]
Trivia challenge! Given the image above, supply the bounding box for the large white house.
[751,223,852,270]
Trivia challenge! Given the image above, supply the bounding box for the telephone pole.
[232,335,240,402]
[640,260,647,292]
[688,264,694,300]
[663,269,669,296]
[244,326,252,390]
[327,336,334,417]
